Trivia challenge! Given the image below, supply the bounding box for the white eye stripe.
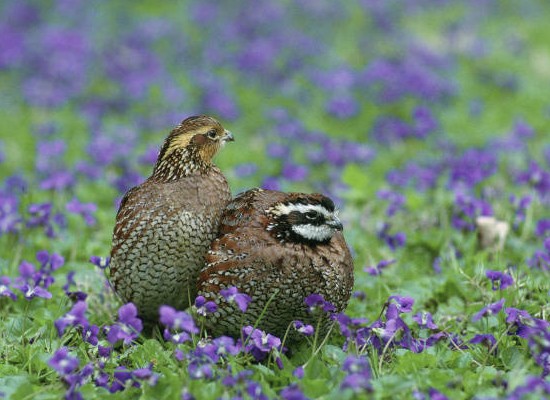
[268,203,333,219]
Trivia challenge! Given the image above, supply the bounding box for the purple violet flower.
[4,174,27,193]
[516,162,550,199]
[132,364,159,387]
[281,163,309,182]
[89,255,110,269]
[426,332,448,347]
[163,329,190,345]
[377,223,406,251]
[187,359,214,380]
[304,293,336,313]
[36,250,64,273]
[0,276,17,300]
[62,271,75,293]
[220,286,252,312]
[35,140,66,172]
[118,303,142,330]
[326,94,359,119]
[451,192,493,231]
[528,238,550,271]
[63,362,94,399]
[159,305,198,333]
[412,312,438,330]
[449,148,498,189]
[18,260,36,280]
[472,299,505,322]
[173,349,184,362]
[66,198,97,225]
[509,195,532,229]
[364,259,396,276]
[98,345,112,358]
[138,145,159,166]
[106,303,143,345]
[413,106,438,137]
[386,161,440,191]
[261,176,282,191]
[432,257,442,274]
[293,321,314,336]
[371,116,412,144]
[0,191,23,235]
[505,308,550,339]
[210,336,241,359]
[194,295,217,316]
[159,305,198,344]
[112,168,144,195]
[506,376,550,400]
[358,294,424,353]
[428,388,449,400]
[247,381,269,400]
[110,366,138,392]
[234,163,258,178]
[15,282,52,300]
[62,271,87,302]
[360,305,413,354]
[352,291,366,301]
[447,334,469,351]
[95,372,110,391]
[222,369,253,387]
[377,189,405,217]
[293,366,304,379]
[242,326,282,362]
[202,86,240,121]
[26,202,57,237]
[513,118,535,138]
[341,355,372,392]
[49,347,79,376]
[536,219,550,237]
[335,313,369,350]
[485,270,514,290]
[82,324,99,346]
[388,295,414,313]
[55,300,89,336]
[266,143,291,159]
[528,327,550,377]
[470,334,497,351]
[40,170,76,191]
[279,384,308,400]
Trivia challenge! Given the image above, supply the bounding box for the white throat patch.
[291,223,335,242]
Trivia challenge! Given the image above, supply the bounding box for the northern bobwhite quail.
[197,188,354,340]
[109,115,234,323]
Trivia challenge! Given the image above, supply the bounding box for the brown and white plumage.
[197,188,354,340]
[109,115,234,323]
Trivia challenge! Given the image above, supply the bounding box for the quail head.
[109,115,234,323]
[197,188,354,341]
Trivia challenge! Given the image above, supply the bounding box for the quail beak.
[222,130,235,143]
[327,216,343,231]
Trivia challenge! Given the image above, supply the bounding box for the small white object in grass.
[475,216,510,251]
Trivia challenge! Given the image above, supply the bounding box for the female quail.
[109,115,234,323]
[197,188,354,340]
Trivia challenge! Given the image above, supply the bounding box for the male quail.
[109,115,234,323]
[197,188,354,340]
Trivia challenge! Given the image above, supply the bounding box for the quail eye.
[207,130,217,139]
[305,211,318,220]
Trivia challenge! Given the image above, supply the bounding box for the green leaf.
[394,351,438,373]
